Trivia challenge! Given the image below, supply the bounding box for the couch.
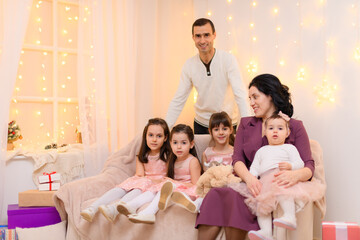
[54,134,326,240]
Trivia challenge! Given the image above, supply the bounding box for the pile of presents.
[1,173,62,239]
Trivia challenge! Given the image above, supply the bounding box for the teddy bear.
[196,164,242,198]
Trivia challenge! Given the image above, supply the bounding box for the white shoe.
[128,213,155,224]
[158,181,175,210]
[116,202,137,216]
[99,204,118,223]
[248,230,273,240]
[80,206,97,222]
[171,192,197,213]
[273,216,297,230]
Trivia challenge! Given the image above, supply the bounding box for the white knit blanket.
[6,144,84,186]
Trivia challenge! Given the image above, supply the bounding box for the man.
[166,18,250,134]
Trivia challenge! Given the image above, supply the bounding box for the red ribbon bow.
[43,171,57,183]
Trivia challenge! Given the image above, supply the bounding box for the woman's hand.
[273,170,299,188]
[246,175,262,197]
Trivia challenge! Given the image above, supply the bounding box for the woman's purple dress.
[195,117,315,231]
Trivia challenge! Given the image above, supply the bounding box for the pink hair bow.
[278,111,290,121]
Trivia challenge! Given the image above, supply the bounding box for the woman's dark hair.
[192,18,215,35]
[209,111,235,146]
[137,118,171,164]
[167,124,203,179]
[249,73,294,117]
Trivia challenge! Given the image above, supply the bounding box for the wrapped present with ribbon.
[38,182,61,191]
[38,172,61,184]
[322,221,360,240]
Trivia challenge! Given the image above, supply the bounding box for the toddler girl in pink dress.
[230,113,325,240]
[80,118,171,222]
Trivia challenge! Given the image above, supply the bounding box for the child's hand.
[278,162,292,171]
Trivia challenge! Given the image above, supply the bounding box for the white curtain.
[0,0,33,223]
[78,0,195,177]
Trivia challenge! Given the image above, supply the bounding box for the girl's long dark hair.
[137,118,171,163]
[167,124,203,179]
[249,74,294,117]
[209,111,235,146]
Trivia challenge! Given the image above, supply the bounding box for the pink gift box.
[322,221,360,240]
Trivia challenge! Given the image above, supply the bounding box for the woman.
[195,74,315,239]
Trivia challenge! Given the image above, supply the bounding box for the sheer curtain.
[78,0,195,177]
[0,0,33,223]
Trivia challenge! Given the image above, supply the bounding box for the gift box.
[38,182,60,191]
[38,172,61,184]
[18,190,55,207]
[322,221,360,240]
[7,204,61,230]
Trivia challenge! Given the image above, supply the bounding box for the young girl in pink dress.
[165,111,235,213]
[126,124,203,223]
[230,113,325,240]
[80,118,171,222]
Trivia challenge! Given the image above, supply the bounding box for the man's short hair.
[192,18,215,35]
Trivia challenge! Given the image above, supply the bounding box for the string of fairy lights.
[202,0,360,104]
[11,0,82,148]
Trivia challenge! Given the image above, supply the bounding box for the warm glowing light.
[279,60,285,66]
[193,89,198,103]
[207,11,212,16]
[273,8,279,14]
[15,109,19,114]
[36,4,40,8]
[36,17,41,22]
[228,32,231,35]
[246,60,258,73]
[276,26,281,31]
[38,27,42,32]
[44,98,48,101]
[65,6,71,11]
[43,52,47,56]
[37,111,41,116]
[63,53,68,57]
[250,23,255,28]
[252,36,257,41]
[63,30,68,34]
[42,76,46,81]
[83,17,87,22]
[21,50,24,54]
[68,39,73,43]
[67,76,71,80]
[61,84,66,88]
[15,87,20,91]
[354,47,360,61]
[64,108,67,113]
[36,40,41,44]
[228,16,233,21]
[67,98,71,102]
[297,68,306,81]
[252,1,257,7]
[227,0,232,2]
[47,132,50,137]
[62,61,66,65]
[68,17,72,21]
[13,99,17,103]
[18,75,22,79]
[42,87,47,91]
[41,64,45,69]
[19,61,23,65]
[40,123,44,127]
[314,79,337,104]
[74,16,78,20]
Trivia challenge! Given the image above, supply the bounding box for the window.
[9,0,80,148]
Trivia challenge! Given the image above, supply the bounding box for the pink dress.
[203,147,233,171]
[230,168,326,216]
[117,154,167,192]
[150,154,198,199]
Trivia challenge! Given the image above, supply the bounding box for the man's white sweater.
[166,49,250,128]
